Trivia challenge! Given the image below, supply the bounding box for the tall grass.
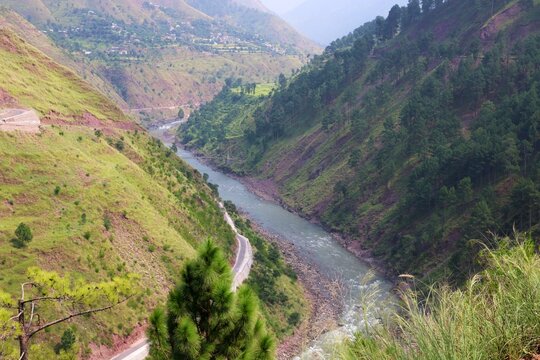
[339,234,540,360]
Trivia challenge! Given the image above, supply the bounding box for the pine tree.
[148,240,275,360]
[383,5,402,40]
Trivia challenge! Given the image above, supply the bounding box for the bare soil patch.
[42,111,142,132]
[88,323,147,360]
[481,2,523,41]
[0,88,18,107]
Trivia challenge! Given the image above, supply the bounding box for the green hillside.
[0,9,129,108]
[180,0,540,283]
[0,29,304,357]
[0,0,319,122]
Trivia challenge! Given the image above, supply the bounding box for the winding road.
[0,109,40,133]
[222,203,253,290]
[111,204,253,360]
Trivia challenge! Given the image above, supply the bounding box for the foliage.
[54,328,76,354]
[177,108,185,120]
[0,267,139,360]
[179,0,540,282]
[147,240,275,360]
[338,236,540,360]
[12,223,33,248]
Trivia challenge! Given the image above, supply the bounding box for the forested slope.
[180,0,540,282]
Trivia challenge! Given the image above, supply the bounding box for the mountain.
[231,0,271,12]
[283,0,406,45]
[0,28,304,357]
[179,0,540,283]
[0,0,319,122]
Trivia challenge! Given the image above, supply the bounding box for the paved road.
[0,108,40,133]
[111,340,149,360]
[111,205,253,360]
[225,205,253,290]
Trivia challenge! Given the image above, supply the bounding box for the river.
[151,125,394,359]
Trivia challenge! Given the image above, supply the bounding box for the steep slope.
[0,26,233,354]
[180,0,540,283]
[0,8,128,108]
[0,28,306,357]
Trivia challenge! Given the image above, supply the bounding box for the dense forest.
[180,0,540,282]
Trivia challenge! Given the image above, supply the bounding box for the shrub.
[103,215,112,231]
[54,186,61,195]
[54,328,76,354]
[288,312,301,327]
[115,140,125,151]
[12,223,33,248]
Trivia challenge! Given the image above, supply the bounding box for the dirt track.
[0,108,40,133]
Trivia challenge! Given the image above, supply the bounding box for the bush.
[12,223,33,248]
[115,140,125,151]
[54,328,76,354]
[288,312,301,327]
[54,186,61,195]
[103,215,112,231]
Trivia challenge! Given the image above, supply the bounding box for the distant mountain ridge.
[284,0,406,45]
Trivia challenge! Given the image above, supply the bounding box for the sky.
[260,0,408,45]
[260,0,403,16]
[259,0,305,14]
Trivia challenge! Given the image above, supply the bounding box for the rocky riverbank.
[245,218,343,360]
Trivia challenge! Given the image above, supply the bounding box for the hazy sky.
[260,0,306,14]
[261,0,408,45]
[260,0,403,15]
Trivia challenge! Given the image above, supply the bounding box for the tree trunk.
[19,335,29,360]
[18,300,29,360]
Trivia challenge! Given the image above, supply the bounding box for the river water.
[151,126,394,359]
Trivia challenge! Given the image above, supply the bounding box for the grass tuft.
[339,234,540,360]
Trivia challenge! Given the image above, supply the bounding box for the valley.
[152,129,393,359]
[0,27,305,359]
[1,0,540,359]
[180,0,540,284]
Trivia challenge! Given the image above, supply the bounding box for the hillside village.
[42,4,288,60]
